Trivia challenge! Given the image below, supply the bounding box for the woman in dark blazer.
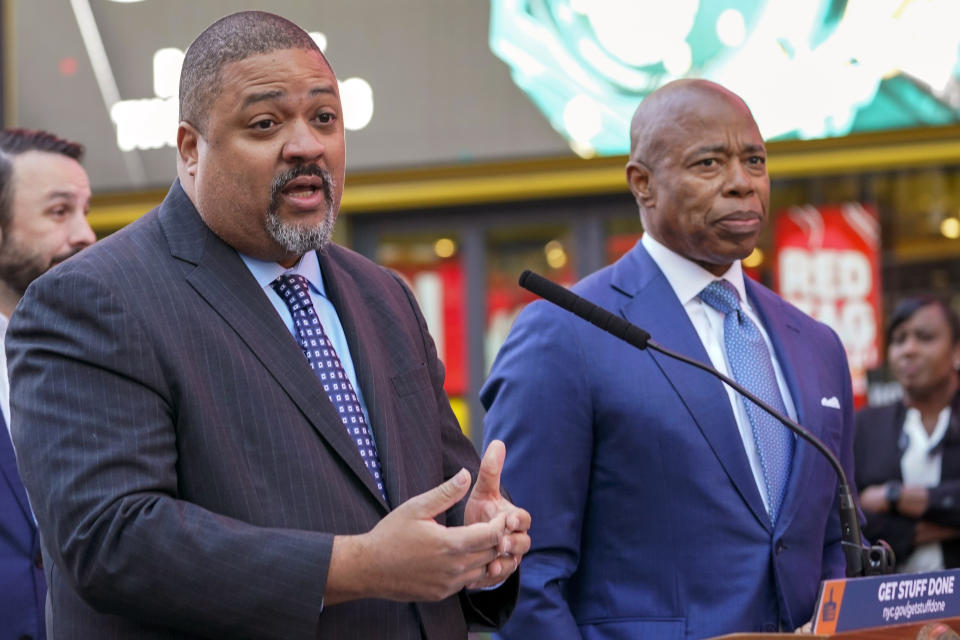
[855,296,960,570]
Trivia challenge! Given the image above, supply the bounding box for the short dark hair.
[886,295,960,346]
[179,11,325,132]
[0,128,85,227]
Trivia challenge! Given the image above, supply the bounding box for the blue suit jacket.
[0,422,45,640]
[481,241,858,639]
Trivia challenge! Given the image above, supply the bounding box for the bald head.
[179,11,328,133]
[624,80,768,276]
[628,79,755,168]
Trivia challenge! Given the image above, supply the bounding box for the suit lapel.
[746,282,815,534]
[158,182,388,509]
[613,244,770,529]
[317,248,402,507]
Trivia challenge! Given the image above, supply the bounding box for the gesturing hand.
[463,440,531,588]
[326,468,508,605]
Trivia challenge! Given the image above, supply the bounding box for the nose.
[70,214,96,249]
[723,159,755,198]
[281,119,325,163]
[892,335,920,359]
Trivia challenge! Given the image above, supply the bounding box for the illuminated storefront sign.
[490,0,960,157]
[107,33,374,152]
[774,203,882,408]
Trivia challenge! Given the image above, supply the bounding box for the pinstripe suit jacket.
[6,181,516,639]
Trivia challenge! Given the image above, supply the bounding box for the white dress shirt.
[641,233,798,514]
[901,406,951,572]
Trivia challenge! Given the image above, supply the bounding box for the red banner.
[391,262,466,396]
[774,203,882,408]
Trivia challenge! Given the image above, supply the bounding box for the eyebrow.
[45,190,79,202]
[692,143,766,156]
[241,85,338,110]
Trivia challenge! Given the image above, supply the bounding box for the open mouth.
[282,176,325,199]
[270,168,333,213]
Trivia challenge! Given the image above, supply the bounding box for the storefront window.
[375,232,470,433]
[485,225,576,372]
[605,216,644,264]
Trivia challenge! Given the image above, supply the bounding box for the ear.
[626,160,655,208]
[177,122,200,177]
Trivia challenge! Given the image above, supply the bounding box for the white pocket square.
[821,396,840,409]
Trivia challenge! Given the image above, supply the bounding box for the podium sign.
[813,570,960,633]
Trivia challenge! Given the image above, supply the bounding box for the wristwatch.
[886,481,902,514]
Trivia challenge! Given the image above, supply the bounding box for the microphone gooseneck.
[518,269,894,577]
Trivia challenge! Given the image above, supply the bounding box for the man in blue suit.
[0,128,96,640]
[481,79,858,639]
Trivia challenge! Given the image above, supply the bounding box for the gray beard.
[264,166,337,255]
[265,208,335,255]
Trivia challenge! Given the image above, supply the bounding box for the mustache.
[269,164,335,207]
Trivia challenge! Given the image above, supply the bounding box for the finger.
[404,468,471,519]
[466,563,500,590]
[447,547,502,593]
[463,564,492,590]
[448,513,507,553]
[479,557,505,587]
[473,440,506,498]
[463,547,501,571]
[470,554,518,590]
[503,505,531,532]
[486,555,513,580]
[501,530,531,557]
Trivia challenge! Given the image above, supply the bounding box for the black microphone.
[518,269,894,577]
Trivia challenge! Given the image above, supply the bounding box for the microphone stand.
[518,270,895,576]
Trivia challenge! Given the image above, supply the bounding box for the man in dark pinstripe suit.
[6,11,528,639]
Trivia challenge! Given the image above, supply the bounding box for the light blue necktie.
[699,280,794,523]
[271,273,389,504]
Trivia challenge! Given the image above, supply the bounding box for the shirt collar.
[640,232,748,307]
[238,250,327,299]
[904,405,953,453]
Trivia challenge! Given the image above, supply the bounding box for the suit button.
[33,553,43,569]
[775,540,784,554]
[19,635,34,640]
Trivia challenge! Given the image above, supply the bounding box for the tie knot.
[271,273,314,311]
[699,280,741,315]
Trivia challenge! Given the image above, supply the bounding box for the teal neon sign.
[490,0,960,156]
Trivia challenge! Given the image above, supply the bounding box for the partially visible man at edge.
[7,11,528,640]
[482,79,859,639]
[0,128,95,640]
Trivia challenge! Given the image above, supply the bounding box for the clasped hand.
[463,439,531,589]
[328,440,530,603]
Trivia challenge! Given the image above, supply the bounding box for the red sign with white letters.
[774,203,882,408]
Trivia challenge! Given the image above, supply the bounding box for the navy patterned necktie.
[699,280,794,523]
[271,273,388,504]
